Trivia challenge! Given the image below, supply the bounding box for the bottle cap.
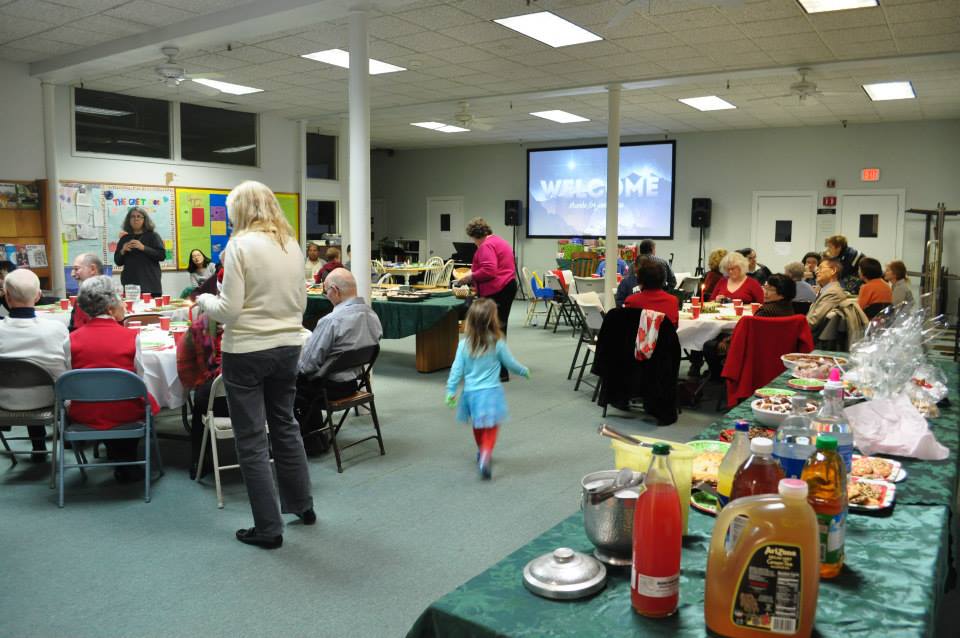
[779,478,808,499]
[750,437,773,455]
[734,419,750,432]
[790,395,808,410]
[652,443,671,455]
[825,366,844,389]
[816,434,838,451]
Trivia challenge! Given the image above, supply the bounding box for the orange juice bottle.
[705,479,820,638]
[800,434,847,579]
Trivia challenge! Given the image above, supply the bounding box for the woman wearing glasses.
[114,206,166,296]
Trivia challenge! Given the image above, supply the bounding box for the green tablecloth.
[694,357,960,510]
[407,505,949,638]
[302,295,465,340]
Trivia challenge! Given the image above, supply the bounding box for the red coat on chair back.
[68,317,160,430]
[721,315,814,408]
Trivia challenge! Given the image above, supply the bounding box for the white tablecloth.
[36,300,189,327]
[138,330,183,409]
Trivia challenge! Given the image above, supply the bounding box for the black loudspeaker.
[504,200,523,226]
[691,198,712,228]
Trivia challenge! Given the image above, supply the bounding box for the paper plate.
[787,377,826,391]
[754,387,797,398]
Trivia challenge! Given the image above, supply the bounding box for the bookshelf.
[0,179,50,288]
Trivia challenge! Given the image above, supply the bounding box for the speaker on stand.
[504,200,527,300]
[691,198,711,277]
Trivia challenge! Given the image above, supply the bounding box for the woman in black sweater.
[114,206,165,296]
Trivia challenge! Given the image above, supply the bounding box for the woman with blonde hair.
[702,248,727,300]
[710,251,763,304]
[196,180,313,549]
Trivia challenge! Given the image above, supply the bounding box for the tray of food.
[719,425,775,443]
[754,387,797,399]
[847,477,896,512]
[781,353,848,379]
[386,291,431,302]
[787,377,826,392]
[751,396,818,427]
[689,440,730,516]
[851,454,906,482]
[699,301,719,314]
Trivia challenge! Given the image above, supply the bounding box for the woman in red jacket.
[454,217,518,381]
[711,251,763,304]
[623,258,679,327]
[68,275,160,483]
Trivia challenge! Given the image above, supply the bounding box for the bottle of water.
[810,368,854,472]
[773,395,817,478]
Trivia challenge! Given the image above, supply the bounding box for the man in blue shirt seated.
[595,256,627,277]
[638,239,676,290]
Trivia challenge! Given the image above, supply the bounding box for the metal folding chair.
[0,358,57,482]
[54,369,163,507]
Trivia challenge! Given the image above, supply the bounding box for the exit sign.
[861,168,880,182]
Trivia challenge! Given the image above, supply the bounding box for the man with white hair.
[0,269,70,461]
[296,268,382,451]
[69,253,103,331]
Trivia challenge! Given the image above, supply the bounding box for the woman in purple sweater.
[454,217,518,381]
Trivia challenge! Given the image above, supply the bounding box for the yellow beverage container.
[611,436,695,534]
[705,479,820,638]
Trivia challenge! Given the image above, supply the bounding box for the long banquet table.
[406,358,959,637]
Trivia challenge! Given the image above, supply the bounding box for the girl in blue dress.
[446,298,529,479]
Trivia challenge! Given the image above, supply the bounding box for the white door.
[836,190,905,261]
[752,192,818,270]
[426,197,464,260]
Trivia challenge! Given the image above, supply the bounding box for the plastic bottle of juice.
[705,479,820,638]
[632,443,682,618]
[717,420,751,508]
[773,396,816,479]
[809,368,854,472]
[801,434,847,579]
[730,438,785,502]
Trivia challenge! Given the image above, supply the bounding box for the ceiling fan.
[607,0,745,29]
[154,46,223,93]
[748,68,860,104]
[453,101,494,131]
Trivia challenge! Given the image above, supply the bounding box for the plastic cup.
[735,305,744,317]
[69,295,77,307]
[691,296,700,307]
[124,300,134,313]
[691,305,701,320]
[159,317,171,331]
[732,298,743,308]
[162,294,171,306]
[142,292,152,303]
[154,298,163,309]
[59,299,69,310]
[751,302,760,315]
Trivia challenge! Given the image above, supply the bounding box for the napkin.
[845,395,949,460]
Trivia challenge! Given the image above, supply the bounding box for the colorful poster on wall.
[175,188,299,269]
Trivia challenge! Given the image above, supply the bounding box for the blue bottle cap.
[734,420,750,432]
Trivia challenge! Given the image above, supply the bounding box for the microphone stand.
[694,225,706,277]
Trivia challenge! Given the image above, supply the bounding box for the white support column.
[297,119,307,249]
[604,83,621,309]
[42,82,65,297]
[348,8,371,301]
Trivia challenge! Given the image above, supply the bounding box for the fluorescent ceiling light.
[410,122,469,133]
[301,49,406,74]
[493,11,602,48]
[797,0,878,13]
[862,81,916,101]
[678,95,737,111]
[191,78,262,95]
[213,144,257,154]
[529,110,590,123]
[75,105,133,116]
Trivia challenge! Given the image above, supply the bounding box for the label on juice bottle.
[632,568,680,598]
[724,514,749,554]
[732,543,802,635]
[817,511,846,564]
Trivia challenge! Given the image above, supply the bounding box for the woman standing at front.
[196,181,313,549]
[455,217,517,382]
[114,206,165,296]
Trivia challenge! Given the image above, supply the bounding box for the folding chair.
[54,369,163,507]
[573,276,605,296]
[525,271,553,327]
[0,359,56,479]
[194,374,270,509]
[567,294,605,393]
[301,345,384,473]
[543,271,576,333]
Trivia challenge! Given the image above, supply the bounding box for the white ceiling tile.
[0,45,44,62]
[0,0,88,23]
[502,49,575,66]
[394,5,479,29]
[659,56,724,73]
[740,17,817,38]
[673,24,748,44]
[38,26,114,46]
[648,7,732,31]
[806,6,887,30]
[896,33,960,53]
[153,0,253,10]
[615,32,686,51]
[219,45,288,64]
[368,15,425,39]
[710,51,778,68]
[391,31,464,52]
[752,32,826,51]
[599,15,666,39]
[696,39,762,55]
[635,45,703,62]
[0,14,56,43]
[3,36,81,55]
[570,40,628,58]
[718,0,805,23]
[439,20,511,44]
[104,0,197,27]
[256,36,327,56]
[552,2,621,27]
[427,45,498,64]
[180,53,248,70]
[826,40,900,58]
[883,1,960,23]
[296,23,350,47]
[818,25,893,45]
[890,17,960,38]
[70,15,151,36]
[766,46,836,65]
[474,36,551,56]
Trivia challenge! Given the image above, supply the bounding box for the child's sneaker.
[478,454,492,480]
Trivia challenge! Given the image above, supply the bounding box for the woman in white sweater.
[196,181,313,549]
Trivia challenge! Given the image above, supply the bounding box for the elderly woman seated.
[67,275,159,483]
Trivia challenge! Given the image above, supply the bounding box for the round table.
[35,299,192,327]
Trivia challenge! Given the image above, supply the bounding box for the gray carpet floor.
[1,301,953,637]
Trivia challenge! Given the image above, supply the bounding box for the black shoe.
[478,455,492,480]
[295,508,317,525]
[236,527,283,549]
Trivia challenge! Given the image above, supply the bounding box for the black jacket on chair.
[591,308,681,425]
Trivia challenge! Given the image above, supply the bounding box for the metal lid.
[522,547,607,600]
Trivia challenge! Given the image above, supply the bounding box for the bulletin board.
[59,182,177,270]
[174,188,300,269]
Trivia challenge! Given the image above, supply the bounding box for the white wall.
[372,119,960,301]
[0,61,44,180]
